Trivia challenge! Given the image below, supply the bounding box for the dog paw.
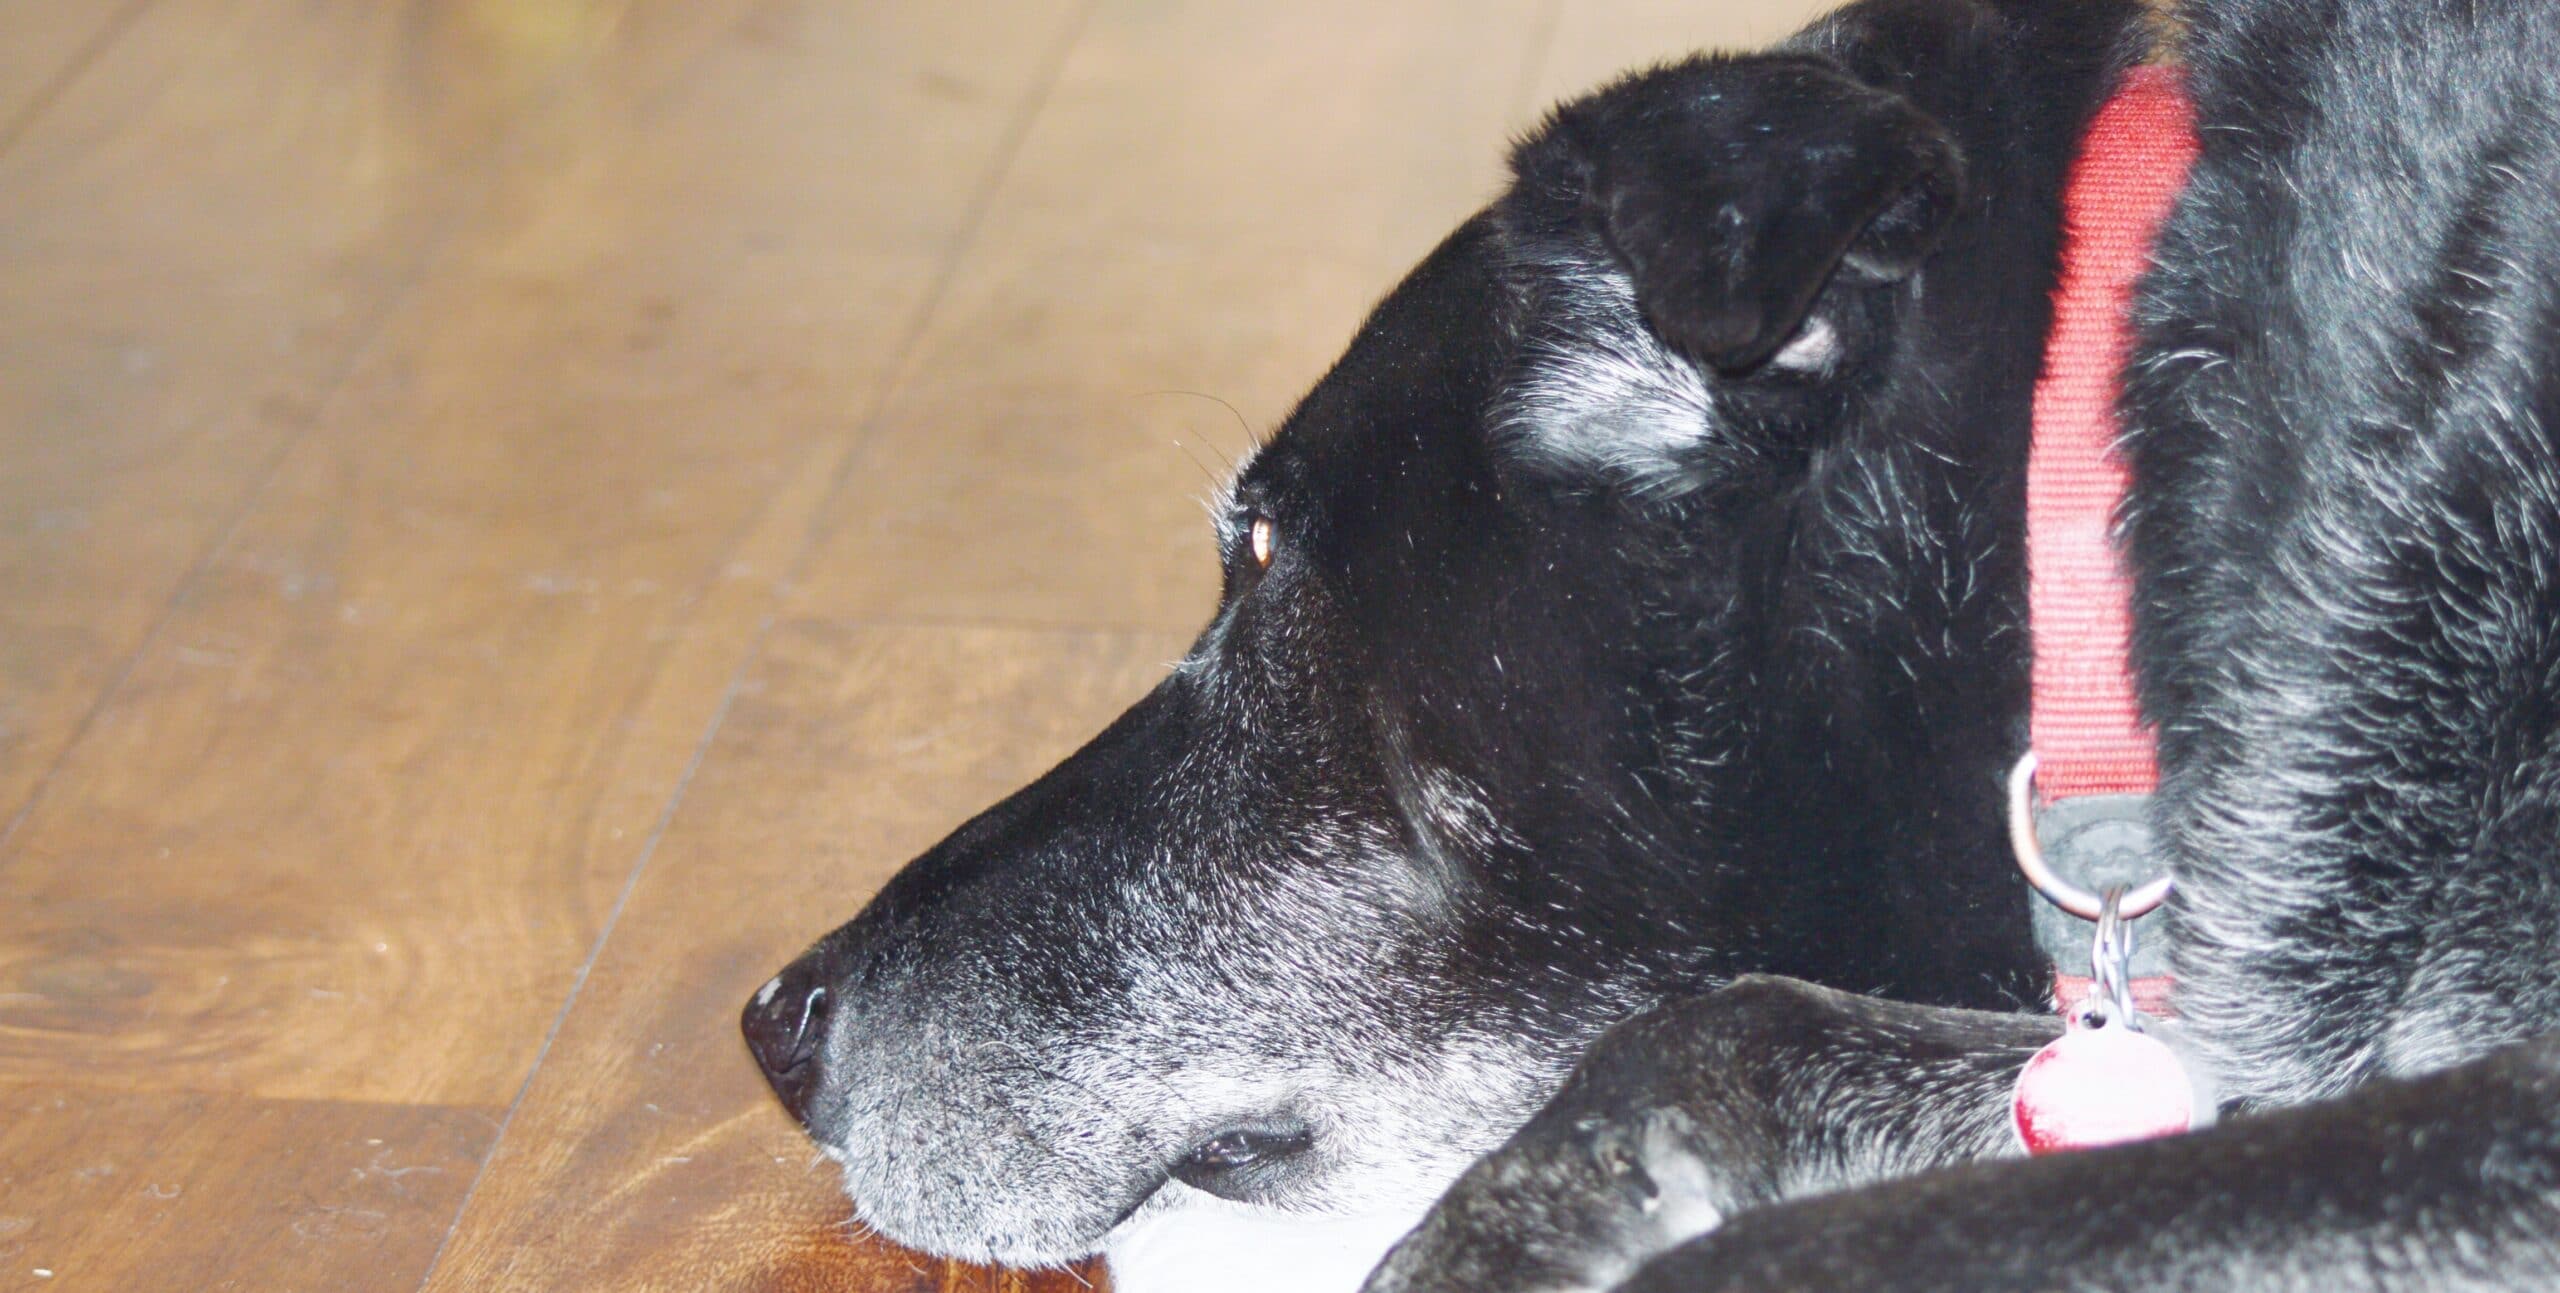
[1360,1105,1727,1293]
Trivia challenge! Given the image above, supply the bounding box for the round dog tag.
[2011,1012,2195,1155]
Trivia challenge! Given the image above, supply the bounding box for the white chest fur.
[1104,1195,1427,1293]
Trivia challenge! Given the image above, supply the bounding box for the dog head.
[745,43,2062,1276]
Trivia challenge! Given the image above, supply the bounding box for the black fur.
[2124,0,2560,1108]
[1623,1036,2560,1292]
[744,3,2142,1271]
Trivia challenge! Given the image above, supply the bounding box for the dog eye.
[1170,1123,1315,1201]
[1248,515,1276,569]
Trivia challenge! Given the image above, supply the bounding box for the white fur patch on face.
[1105,1187,1430,1293]
[1496,263,1717,491]
[1767,314,1839,373]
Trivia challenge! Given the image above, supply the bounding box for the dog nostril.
[742,960,833,1125]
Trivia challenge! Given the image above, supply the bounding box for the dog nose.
[743,956,834,1124]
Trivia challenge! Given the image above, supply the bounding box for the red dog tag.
[2011,1009,2195,1154]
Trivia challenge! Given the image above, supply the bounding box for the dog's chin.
[828,1139,1157,1269]
[1104,1182,1430,1293]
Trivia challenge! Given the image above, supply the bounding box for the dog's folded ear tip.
[1522,56,1966,377]
[1656,301,1778,371]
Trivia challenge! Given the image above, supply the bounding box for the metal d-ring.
[2007,752,2175,922]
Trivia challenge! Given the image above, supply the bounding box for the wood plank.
[1533,0,1840,106]
[0,0,1085,1285]
[0,1082,494,1293]
[0,0,1081,1106]
[0,0,624,829]
[0,0,145,135]
[782,0,1550,635]
[417,622,1173,1290]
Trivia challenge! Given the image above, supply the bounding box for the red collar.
[2027,66,2196,1013]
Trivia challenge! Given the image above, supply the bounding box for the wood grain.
[0,0,1077,1102]
[424,1,1564,1284]
[0,1082,494,1292]
[0,0,1081,1286]
[0,0,146,135]
[0,0,629,827]
[417,622,1173,1290]
[781,0,1552,634]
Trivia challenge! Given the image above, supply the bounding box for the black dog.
[747,0,2560,1287]
[1369,0,2560,1288]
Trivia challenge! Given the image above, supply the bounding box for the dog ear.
[1521,56,1964,371]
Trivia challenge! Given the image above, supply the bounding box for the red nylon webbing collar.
[2029,66,2196,1015]
[2027,65,2195,803]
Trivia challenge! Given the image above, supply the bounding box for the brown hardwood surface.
[0,1,1831,1289]
[0,2,139,138]
[0,0,623,832]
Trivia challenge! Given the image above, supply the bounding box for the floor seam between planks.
[0,2,641,863]
[0,0,156,157]
[406,1,1107,1284]
[410,645,753,1293]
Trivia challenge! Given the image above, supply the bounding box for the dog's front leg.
[1361,976,2056,1293]
[1616,1033,2560,1293]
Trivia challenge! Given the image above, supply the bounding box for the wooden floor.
[0,1,1832,1289]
